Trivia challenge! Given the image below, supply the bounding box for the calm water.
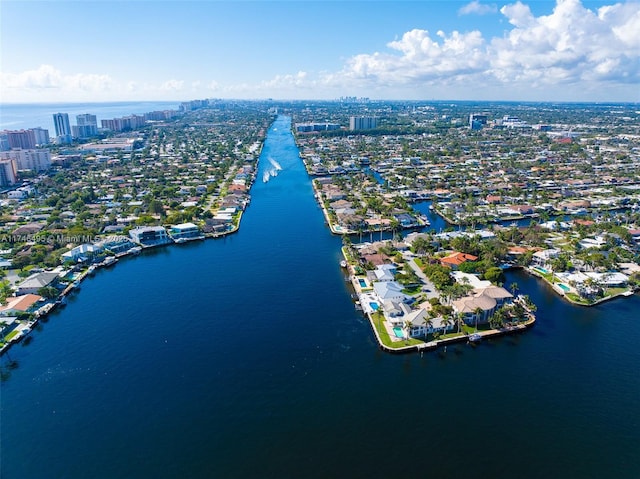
[1,116,639,478]
[0,101,180,133]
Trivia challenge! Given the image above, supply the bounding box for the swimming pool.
[393,327,404,338]
[369,302,379,311]
[558,283,570,292]
[535,267,550,274]
[358,278,367,288]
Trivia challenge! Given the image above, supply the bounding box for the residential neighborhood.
[0,99,639,354]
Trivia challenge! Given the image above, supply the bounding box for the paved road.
[402,252,440,300]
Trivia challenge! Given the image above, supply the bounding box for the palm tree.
[509,282,519,297]
[403,319,413,340]
[441,315,453,335]
[456,312,465,335]
[473,307,484,332]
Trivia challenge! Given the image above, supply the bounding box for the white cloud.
[491,0,640,85]
[0,65,192,102]
[324,0,640,99]
[0,64,115,94]
[1,64,62,90]
[159,79,184,91]
[2,1,638,102]
[500,1,535,27]
[339,29,487,86]
[459,1,498,16]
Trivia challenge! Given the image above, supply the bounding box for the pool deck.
[526,266,637,307]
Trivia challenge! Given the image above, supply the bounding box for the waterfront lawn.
[565,292,592,304]
[4,330,20,341]
[371,312,423,349]
[440,329,468,340]
[606,287,628,297]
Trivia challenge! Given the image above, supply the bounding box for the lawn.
[4,330,20,341]
[370,312,424,349]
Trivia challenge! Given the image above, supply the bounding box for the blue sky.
[1,0,638,103]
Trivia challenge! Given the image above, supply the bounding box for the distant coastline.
[0,101,181,132]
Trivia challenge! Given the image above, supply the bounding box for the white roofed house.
[61,243,102,264]
[400,308,456,339]
[129,226,172,247]
[532,249,560,268]
[169,222,204,242]
[382,300,412,324]
[371,264,397,282]
[94,237,137,255]
[373,281,412,304]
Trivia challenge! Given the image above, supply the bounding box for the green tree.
[38,286,59,299]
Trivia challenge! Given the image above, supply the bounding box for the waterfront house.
[372,264,397,282]
[381,300,411,319]
[360,251,392,267]
[532,249,560,268]
[61,243,102,264]
[16,272,59,296]
[0,294,43,316]
[94,237,137,255]
[452,286,513,325]
[401,308,455,338]
[373,281,412,303]
[0,316,17,337]
[169,222,204,241]
[129,226,172,247]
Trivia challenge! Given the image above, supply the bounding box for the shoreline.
[341,247,536,354]
[525,266,637,307]
[0,142,263,358]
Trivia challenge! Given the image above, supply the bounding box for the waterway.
[1,116,639,478]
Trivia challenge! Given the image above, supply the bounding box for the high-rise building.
[6,130,37,149]
[30,127,50,146]
[349,116,377,131]
[53,113,72,144]
[0,149,51,172]
[0,159,18,187]
[73,114,98,138]
[53,113,71,137]
[101,115,145,132]
[469,114,488,130]
[0,133,9,152]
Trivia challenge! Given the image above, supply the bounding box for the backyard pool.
[369,302,379,311]
[535,266,550,274]
[393,327,404,338]
[358,278,368,288]
[558,283,570,292]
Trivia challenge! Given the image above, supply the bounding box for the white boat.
[469,333,482,343]
[102,256,118,267]
[340,260,347,268]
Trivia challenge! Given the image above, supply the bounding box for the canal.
[1,116,639,478]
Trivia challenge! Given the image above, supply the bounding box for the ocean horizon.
[0,100,182,133]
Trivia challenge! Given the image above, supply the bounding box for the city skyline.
[1,0,639,104]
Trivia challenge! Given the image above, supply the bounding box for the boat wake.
[268,156,282,171]
[262,157,282,183]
